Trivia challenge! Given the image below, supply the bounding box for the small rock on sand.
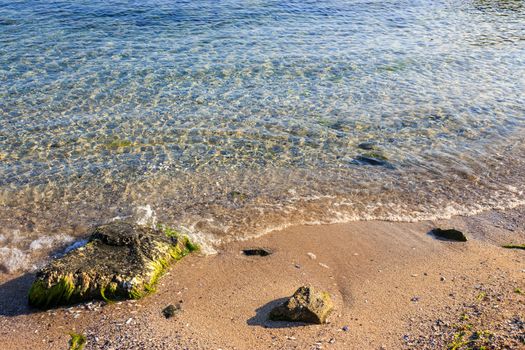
[430,228,468,242]
[269,286,334,324]
[242,248,273,256]
[162,303,182,319]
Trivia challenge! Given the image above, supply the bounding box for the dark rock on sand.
[269,286,334,324]
[242,248,273,256]
[28,221,196,309]
[162,303,182,318]
[430,228,468,242]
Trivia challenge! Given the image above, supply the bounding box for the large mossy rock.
[269,286,334,324]
[28,222,195,309]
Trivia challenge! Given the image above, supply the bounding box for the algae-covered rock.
[430,228,468,242]
[28,222,195,309]
[269,286,334,324]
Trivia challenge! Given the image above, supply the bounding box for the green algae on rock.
[103,138,134,149]
[68,333,87,350]
[502,244,525,250]
[269,286,334,324]
[227,190,248,202]
[28,221,196,309]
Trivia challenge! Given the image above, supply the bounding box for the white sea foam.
[0,247,29,274]
[29,235,74,251]
[63,238,89,254]
[133,205,157,228]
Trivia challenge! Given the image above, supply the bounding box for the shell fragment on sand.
[28,222,196,309]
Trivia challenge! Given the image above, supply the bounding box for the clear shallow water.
[1,0,524,271]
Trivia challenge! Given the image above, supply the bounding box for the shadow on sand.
[0,236,92,317]
[247,297,309,329]
[0,272,39,316]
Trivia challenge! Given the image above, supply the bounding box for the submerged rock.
[430,228,468,242]
[242,248,273,256]
[227,191,248,202]
[269,286,334,324]
[352,152,395,169]
[357,142,377,150]
[28,222,196,309]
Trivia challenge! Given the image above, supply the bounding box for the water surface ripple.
[1,0,524,270]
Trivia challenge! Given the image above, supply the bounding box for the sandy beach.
[1,1,524,349]
[0,206,523,350]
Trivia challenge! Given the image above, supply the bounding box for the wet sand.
[0,207,524,349]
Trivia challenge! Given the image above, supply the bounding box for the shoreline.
[0,206,524,349]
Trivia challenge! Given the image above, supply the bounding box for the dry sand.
[0,207,524,349]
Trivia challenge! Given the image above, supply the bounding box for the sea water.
[1,0,524,272]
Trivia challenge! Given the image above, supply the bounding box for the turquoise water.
[1,0,524,270]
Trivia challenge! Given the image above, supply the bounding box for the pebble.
[342,326,349,332]
[162,303,182,318]
[307,252,317,260]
